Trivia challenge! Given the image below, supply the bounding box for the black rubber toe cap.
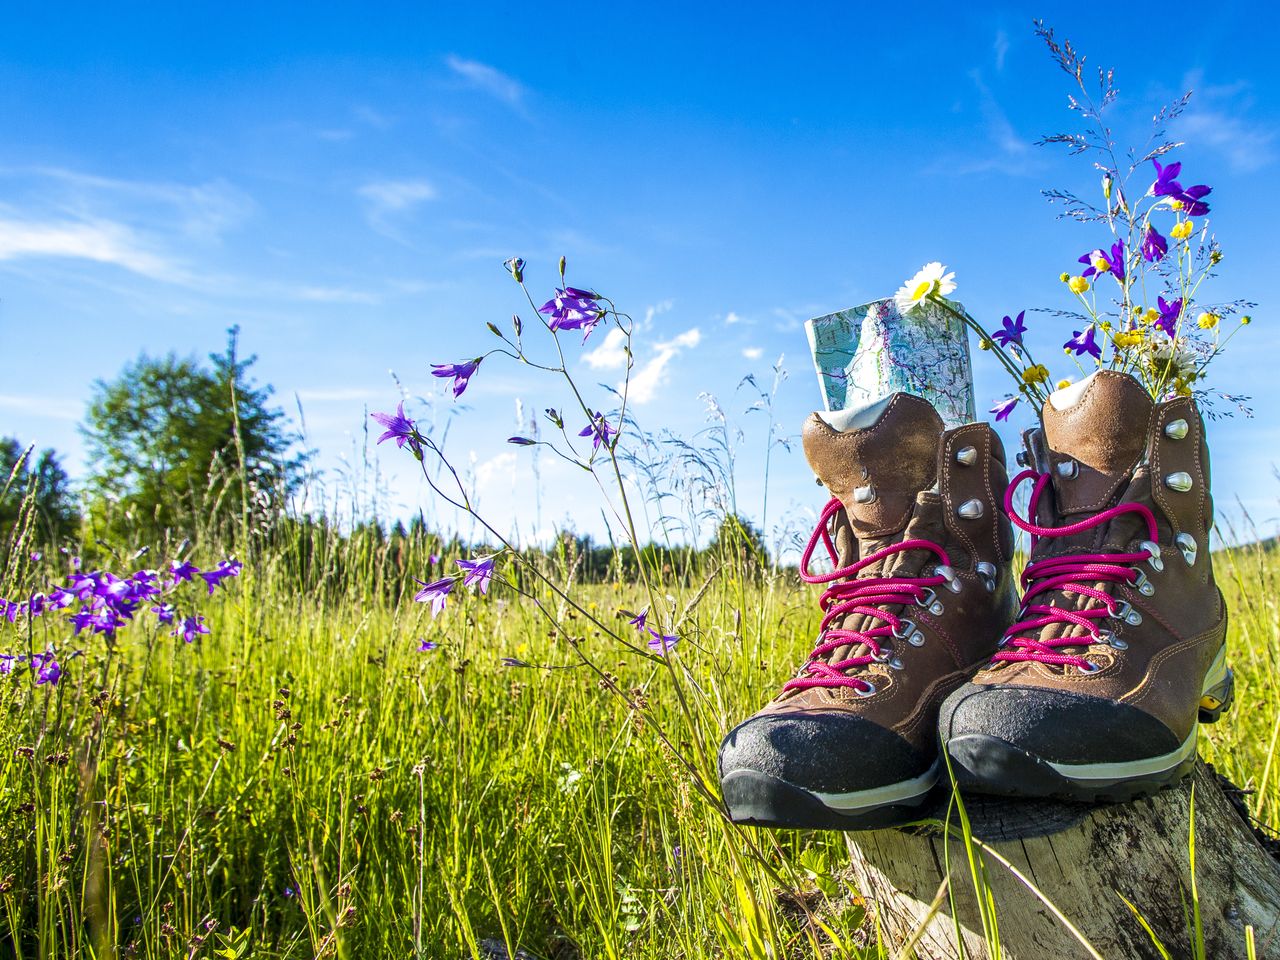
[718,711,930,795]
[938,682,1182,765]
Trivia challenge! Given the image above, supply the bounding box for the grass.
[1,509,1279,958]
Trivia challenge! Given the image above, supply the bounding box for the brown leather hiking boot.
[719,394,1018,829]
[940,371,1232,802]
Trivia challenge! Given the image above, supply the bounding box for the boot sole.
[721,763,938,830]
[945,658,1234,803]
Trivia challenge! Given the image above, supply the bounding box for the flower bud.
[1209,250,1223,265]
[512,314,522,336]
[507,436,536,446]
[1068,276,1089,294]
[544,408,563,428]
[559,256,567,279]
[503,257,525,283]
[1101,173,1113,201]
[1242,315,1253,325]
[487,322,503,337]
[1059,272,1071,283]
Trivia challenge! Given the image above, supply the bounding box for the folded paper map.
[805,297,976,429]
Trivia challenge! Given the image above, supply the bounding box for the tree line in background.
[1,328,774,586]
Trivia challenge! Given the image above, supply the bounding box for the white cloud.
[0,393,81,421]
[446,55,526,110]
[1177,74,1276,173]
[724,311,744,326]
[994,30,1010,72]
[582,327,629,370]
[476,451,518,489]
[295,285,381,304]
[359,179,436,215]
[0,218,178,281]
[742,346,764,360]
[627,328,702,404]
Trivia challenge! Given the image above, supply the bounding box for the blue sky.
[1,2,1277,551]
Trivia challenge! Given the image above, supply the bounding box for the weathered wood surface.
[842,762,1280,959]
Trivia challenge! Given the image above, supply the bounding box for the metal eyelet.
[1056,458,1079,479]
[1140,540,1164,573]
[853,682,877,698]
[955,445,978,466]
[907,631,925,647]
[892,619,916,640]
[934,565,963,594]
[957,499,984,520]
[853,484,877,504]
[1176,532,1198,566]
[1132,570,1155,597]
[1165,418,1189,440]
[1111,601,1143,626]
[1096,629,1127,650]
[888,656,904,670]
[917,588,944,616]
[1078,660,1101,674]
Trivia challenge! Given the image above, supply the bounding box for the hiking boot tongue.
[1042,371,1153,517]
[802,394,943,539]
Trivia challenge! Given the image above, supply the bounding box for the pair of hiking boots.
[719,371,1232,829]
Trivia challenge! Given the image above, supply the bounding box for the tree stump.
[842,762,1280,959]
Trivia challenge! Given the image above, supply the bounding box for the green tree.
[706,513,769,574]
[81,327,307,542]
[0,439,79,545]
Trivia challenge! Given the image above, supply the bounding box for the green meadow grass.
[1,521,1277,959]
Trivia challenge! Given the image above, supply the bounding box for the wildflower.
[893,262,956,314]
[1242,315,1253,325]
[46,588,73,611]
[69,610,95,635]
[1078,241,1125,282]
[1141,307,1160,325]
[1142,225,1168,263]
[539,287,605,340]
[578,413,616,452]
[151,604,177,624]
[30,552,41,562]
[1067,276,1089,294]
[0,654,14,675]
[1170,220,1195,241]
[1022,364,1050,385]
[1180,184,1212,217]
[413,577,455,617]
[430,359,482,399]
[503,257,525,282]
[627,608,649,632]
[428,553,440,565]
[1114,330,1144,349]
[647,630,679,655]
[1056,378,1073,389]
[1151,158,1184,198]
[1059,272,1071,282]
[170,559,200,584]
[1209,250,1223,265]
[200,560,243,596]
[1154,296,1183,337]
[990,397,1019,422]
[1064,327,1102,360]
[417,639,438,652]
[370,402,421,448]
[507,436,536,446]
[171,616,210,643]
[1197,312,1220,330]
[31,650,61,685]
[456,556,496,595]
[991,311,1028,348]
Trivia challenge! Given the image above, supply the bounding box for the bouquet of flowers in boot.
[899,22,1254,423]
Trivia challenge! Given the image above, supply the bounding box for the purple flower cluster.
[1,555,242,646]
[413,554,497,618]
[539,287,605,341]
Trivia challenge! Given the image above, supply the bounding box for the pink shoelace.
[996,468,1159,670]
[785,497,951,694]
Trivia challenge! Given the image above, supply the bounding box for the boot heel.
[1199,667,1234,724]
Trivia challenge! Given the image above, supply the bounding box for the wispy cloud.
[742,346,763,360]
[724,311,745,326]
[993,30,1010,72]
[0,218,179,281]
[628,328,702,404]
[446,55,527,112]
[295,285,381,305]
[0,393,81,421]
[582,327,629,370]
[358,179,437,236]
[1178,73,1276,173]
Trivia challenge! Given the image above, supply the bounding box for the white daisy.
[893,262,957,314]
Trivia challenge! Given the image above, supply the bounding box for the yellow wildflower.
[1143,307,1160,324]
[1114,330,1144,348]
[1093,257,1111,274]
[1242,315,1253,325]
[1023,364,1050,385]
[1059,272,1071,283]
[1171,199,1185,211]
[1210,250,1223,265]
[1067,276,1090,294]
[1056,378,1073,390]
[1170,220,1194,241]
[1197,312,1220,329]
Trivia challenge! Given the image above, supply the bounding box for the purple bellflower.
[456,556,496,595]
[578,413,616,452]
[413,577,455,617]
[1154,296,1183,337]
[1151,159,1212,215]
[430,359,482,399]
[628,608,649,632]
[647,630,679,655]
[171,616,210,644]
[417,639,438,652]
[31,650,61,685]
[370,402,421,450]
[1064,326,1102,359]
[1142,225,1168,263]
[991,311,1028,348]
[990,397,1019,422]
[170,559,200,584]
[539,287,604,340]
[1078,241,1126,282]
[151,603,177,625]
